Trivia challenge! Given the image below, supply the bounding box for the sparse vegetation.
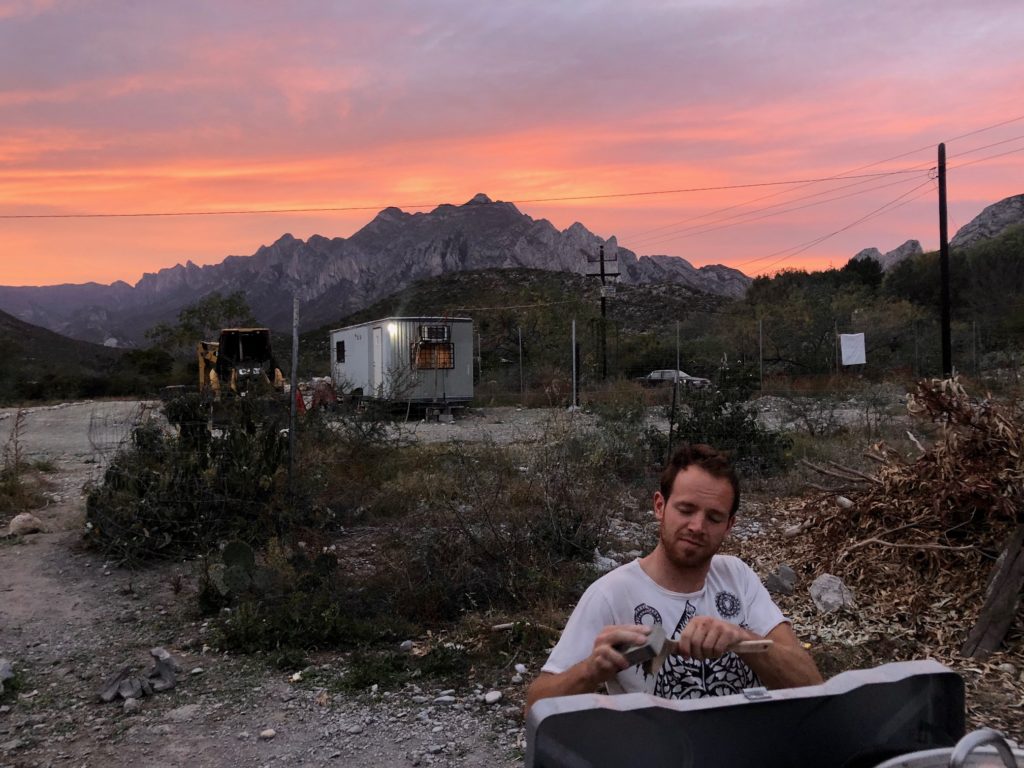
[0,410,48,515]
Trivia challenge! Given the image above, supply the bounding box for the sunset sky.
[1,0,1022,287]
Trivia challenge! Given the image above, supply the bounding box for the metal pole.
[973,320,978,375]
[571,319,577,409]
[599,245,607,381]
[288,295,299,494]
[518,327,524,406]
[477,331,482,383]
[676,320,680,374]
[834,319,839,379]
[758,318,763,391]
[914,320,920,378]
[939,142,952,377]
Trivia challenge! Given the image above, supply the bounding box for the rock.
[237,731,250,740]
[514,663,527,674]
[782,523,805,539]
[98,667,131,703]
[809,574,855,613]
[346,725,364,735]
[998,663,1017,675]
[484,691,502,705]
[766,564,797,595]
[259,728,276,740]
[399,640,415,653]
[592,548,618,573]
[117,677,144,700]
[7,513,43,536]
[189,667,204,676]
[149,647,181,672]
[1,738,24,753]
[433,695,456,704]
[0,659,12,695]
[951,193,1024,250]
[765,573,794,596]
[510,674,523,684]
[836,496,854,510]
[148,655,177,693]
[165,704,201,723]
[123,698,142,714]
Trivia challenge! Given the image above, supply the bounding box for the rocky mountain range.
[853,192,1024,271]
[2,191,1021,347]
[0,194,750,346]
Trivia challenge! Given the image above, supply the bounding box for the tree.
[145,292,257,356]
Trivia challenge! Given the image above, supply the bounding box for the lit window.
[412,342,454,369]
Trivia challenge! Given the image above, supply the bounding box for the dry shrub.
[376,429,619,623]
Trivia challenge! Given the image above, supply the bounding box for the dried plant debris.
[738,377,1024,733]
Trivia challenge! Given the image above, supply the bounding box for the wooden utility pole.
[938,143,952,377]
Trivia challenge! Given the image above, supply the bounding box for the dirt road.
[0,401,521,767]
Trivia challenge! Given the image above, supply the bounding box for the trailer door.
[372,326,384,395]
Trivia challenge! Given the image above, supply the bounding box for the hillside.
[0,308,124,401]
[295,267,731,379]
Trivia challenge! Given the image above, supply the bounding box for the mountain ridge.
[0,194,750,345]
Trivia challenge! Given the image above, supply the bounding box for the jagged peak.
[465,193,493,205]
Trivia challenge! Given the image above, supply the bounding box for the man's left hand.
[673,616,755,661]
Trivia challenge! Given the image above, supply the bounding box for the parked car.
[638,369,712,389]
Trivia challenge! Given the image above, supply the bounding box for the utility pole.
[587,243,618,381]
[938,143,952,377]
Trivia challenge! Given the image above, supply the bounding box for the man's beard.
[661,527,715,571]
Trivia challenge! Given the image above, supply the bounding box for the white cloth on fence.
[840,333,866,366]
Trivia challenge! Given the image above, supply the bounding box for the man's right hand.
[584,624,653,685]
[525,624,652,714]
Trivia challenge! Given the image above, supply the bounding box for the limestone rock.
[951,193,1024,250]
[809,574,855,613]
[7,513,43,536]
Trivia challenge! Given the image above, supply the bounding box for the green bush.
[672,386,792,477]
[84,395,301,565]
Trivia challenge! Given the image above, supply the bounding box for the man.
[526,443,821,711]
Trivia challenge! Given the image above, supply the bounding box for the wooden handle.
[728,639,773,654]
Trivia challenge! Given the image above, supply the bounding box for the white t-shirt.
[542,556,787,698]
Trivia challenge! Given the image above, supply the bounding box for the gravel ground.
[0,401,525,767]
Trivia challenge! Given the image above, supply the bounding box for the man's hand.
[673,616,754,661]
[585,624,653,684]
[525,624,651,713]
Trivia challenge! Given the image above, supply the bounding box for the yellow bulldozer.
[197,328,285,399]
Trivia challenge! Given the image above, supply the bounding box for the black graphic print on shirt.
[633,603,663,626]
[651,599,759,699]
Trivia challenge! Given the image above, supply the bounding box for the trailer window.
[335,340,345,363]
[412,342,454,369]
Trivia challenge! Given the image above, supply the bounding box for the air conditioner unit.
[420,325,450,342]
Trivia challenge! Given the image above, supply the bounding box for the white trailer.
[329,317,474,405]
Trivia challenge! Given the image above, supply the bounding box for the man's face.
[653,465,735,572]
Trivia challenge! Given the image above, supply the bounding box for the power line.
[626,171,931,249]
[619,113,1024,245]
[752,179,936,273]
[0,170,926,221]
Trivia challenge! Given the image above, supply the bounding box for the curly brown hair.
[659,443,740,517]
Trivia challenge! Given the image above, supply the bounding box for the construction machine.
[197,328,285,398]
